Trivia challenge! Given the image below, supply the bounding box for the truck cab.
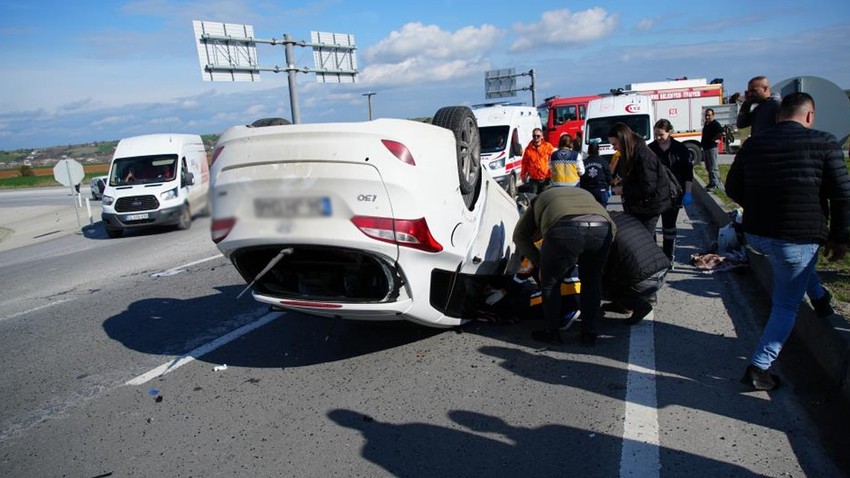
[537,95,601,146]
[472,103,541,197]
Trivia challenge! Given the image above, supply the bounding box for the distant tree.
[19,165,34,177]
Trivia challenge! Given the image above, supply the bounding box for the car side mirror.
[183,171,195,187]
[512,143,523,157]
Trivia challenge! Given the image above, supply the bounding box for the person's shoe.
[740,365,780,391]
[811,290,835,318]
[625,301,653,325]
[559,310,581,330]
[579,331,597,346]
[602,302,631,314]
[531,329,563,345]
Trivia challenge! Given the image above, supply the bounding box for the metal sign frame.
[310,32,358,84]
[192,20,359,123]
[193,20,260,82]
[485,68,517,99]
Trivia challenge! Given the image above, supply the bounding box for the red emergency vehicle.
[537,95,601,146]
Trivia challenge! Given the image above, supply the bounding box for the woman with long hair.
[608,122,671,234]
[649,119,694,264]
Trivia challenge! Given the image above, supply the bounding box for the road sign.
[485,69,517,99]
[193,20,260,82]
[53,159,85,188]
[310,31,358,84]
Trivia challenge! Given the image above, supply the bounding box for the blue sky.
[1,0,849,150]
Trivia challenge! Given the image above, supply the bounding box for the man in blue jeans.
[725,92,850,391]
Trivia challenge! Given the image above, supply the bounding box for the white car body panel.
[210,117,519,328]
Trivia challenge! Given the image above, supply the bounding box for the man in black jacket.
[602,211,671,324]
[725,92,850,391]
[736,75,780,137]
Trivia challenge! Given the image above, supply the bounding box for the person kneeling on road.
[601,211,671,324]
[514,187,616,346]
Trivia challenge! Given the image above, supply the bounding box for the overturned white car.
[209,107,519,328]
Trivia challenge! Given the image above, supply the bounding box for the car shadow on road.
[103,285,445,369]
[82,221,190,241]
[326,407,759,477]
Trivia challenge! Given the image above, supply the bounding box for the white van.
[582,94,655,163]
[101,134,209,238]
[472,103,542,197]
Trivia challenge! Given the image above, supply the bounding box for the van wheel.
[432,106,482,209]
[176,205,191,230]
[105,227,123,239]
[685,142,702,165]
[507,174,518,198]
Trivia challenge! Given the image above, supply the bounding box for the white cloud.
[148,116,181,125]
[91,115,135,127]
[360,22,501,88]
[636,18,655,32]
[510,7,618,52]
[365,22,502,63]
[245,104,266,116]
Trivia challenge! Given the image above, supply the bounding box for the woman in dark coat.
[608,122,671,234]
[649,118,694,263]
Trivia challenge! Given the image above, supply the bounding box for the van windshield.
[585,115,652,145]
[110,154,178,186]
[479,126,510,154]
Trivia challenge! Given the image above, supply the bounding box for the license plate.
[254,197,332,218]
[125,213,149,221]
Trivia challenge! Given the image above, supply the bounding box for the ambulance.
[582,93,655,165]
[472,103,542,197]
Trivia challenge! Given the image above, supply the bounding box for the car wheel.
[685,142,702,165]
[105,227,123,239]
[176,204,191,230]
[432,106,482,207]
[249,118,291,127]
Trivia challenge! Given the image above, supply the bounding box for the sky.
[1,0,849,150]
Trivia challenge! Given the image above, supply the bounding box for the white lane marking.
[150,253,224,278]
[620,313,661,478]
[125,310,282,386]
[1,298,75,322]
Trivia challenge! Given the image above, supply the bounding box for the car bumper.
[102,204,183,229]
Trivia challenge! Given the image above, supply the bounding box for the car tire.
[685,142,702,165]
[105,227,123,238]
[176,204,191,230]
[249,118,291,128]
[432,106,482,207]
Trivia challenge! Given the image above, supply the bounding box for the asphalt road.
[0,186,846,477]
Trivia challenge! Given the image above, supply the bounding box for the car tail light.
[381,140,415,165]
[211,217,236,244]
[210,145,225,167]
[351,216,442,252]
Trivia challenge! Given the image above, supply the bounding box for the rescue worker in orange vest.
[520,127,556,194]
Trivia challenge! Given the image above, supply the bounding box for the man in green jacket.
[513,187,616,346]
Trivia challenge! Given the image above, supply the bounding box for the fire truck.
[537,94,601,146]
[621,78,725,163]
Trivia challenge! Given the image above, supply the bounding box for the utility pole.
[362,92,376,120]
